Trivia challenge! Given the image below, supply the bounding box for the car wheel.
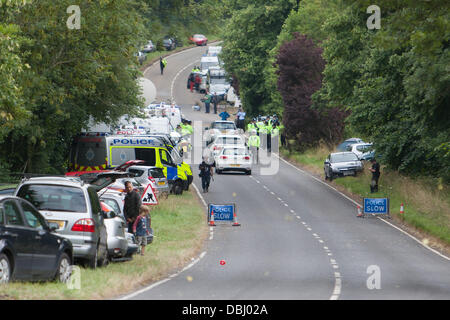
[87,245,99,269]
[215,168,221,174]
[55,253,72,283]
[246,170,251,175]
[173,180,183,195]
[98,242,109,267]
[329,173,334,181]
[0,253,11,284]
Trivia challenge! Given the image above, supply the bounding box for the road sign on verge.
[141,184,158,205]
[208,203,236,225]
[363,198,390,218]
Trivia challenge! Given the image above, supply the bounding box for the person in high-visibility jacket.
[247,118,257,133]
[271,123,280,153]
[180,122,190,136]
[186,121,194,135]
[265,120,272,152]
[247,129,260,164]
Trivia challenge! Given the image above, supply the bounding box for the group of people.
[187,67,203,92]
[246,114,285,156]
[176,119,194,136]
[123,181,152,256]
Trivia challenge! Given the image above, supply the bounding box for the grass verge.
[0,189,208,300]
[280,146,450,254]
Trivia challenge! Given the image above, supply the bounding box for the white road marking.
[276,154,450,261]
[118,251,207,300]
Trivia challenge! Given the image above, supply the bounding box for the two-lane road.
[120,45,450,300]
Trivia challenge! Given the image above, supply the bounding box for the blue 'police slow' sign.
[208,204,235,221]
[363,198,389,215]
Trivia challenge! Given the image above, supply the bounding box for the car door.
[19,199,59,279]
[2,199,34,280]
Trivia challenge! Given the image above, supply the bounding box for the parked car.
[127,166,170,199]
[142,40,155,53]
[215,146,252,175]
[162,37,176,51]
[99,193,138,259]
[347,143,375,161]
[324,152,364,180]
[204,121,241,146]
[100,201,128,261]
[0,195,73,283]
[336,138,365,152]
[14,173,128,269]
[189,34,208,46]
[209,134,246,157]
[135,51,146,65]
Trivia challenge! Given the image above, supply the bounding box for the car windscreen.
[222,148,248,156]
[212,122,236,130]
[330,153,359,163]
[17,184,87,212]
[210,78,228,85]
[110,147,156,167]
[216,137,242,145]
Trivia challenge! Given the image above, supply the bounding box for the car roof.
[330,151,358,156]
[215,134,243,138]
[19,176,84,188]
[213,120,234,124]
[128,165,160,170]
[352,142,372,147]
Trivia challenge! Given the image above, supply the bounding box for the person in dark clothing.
[369,158,380,193]
[123,181,142,233]
[160,57,166,75]
[199,158,214,193]
[212,93,218,114]
[194,74,201,91]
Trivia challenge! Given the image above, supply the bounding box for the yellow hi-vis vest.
[248,135,260,148]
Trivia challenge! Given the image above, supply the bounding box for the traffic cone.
[357,205,363,218]
[209,210,216,226]
[400,203,404,215]
[232,211,241,227]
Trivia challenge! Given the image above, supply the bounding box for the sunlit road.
[120,45,450,300]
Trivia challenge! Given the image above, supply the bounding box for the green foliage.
[220,0,296,117]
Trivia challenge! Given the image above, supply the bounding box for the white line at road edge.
[117,183,211,300]
[276,154,450,262]
[118,251,207,300]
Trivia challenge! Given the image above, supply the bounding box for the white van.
[200,56,219,74]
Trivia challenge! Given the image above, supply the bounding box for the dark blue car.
[0,195,73,283]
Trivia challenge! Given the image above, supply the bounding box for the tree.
[220,0,296,117]
[276,33,347,150]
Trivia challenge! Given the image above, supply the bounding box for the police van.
[69,134,188,194]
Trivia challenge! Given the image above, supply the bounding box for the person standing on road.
[160,57,167,75]
[194,74,201,91]
[203,91,212,113]
[235,108,246,130]
[212,92,218,114]
[248,129,260,164]
[199,157,214,193]
[219,110,230,121]
[124,181,142,233]
[369,158,380,193]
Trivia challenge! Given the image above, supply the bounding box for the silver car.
[127,166,170,199]
[100,194,128,261]
[15,173,128,268]
[324,152,364,181]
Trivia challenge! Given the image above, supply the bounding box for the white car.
[347,143,374,161]
[209,134,246,157]
[204,120,242,145]
[215,146,252,175]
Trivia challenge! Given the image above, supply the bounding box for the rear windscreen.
[149,168,165,178]
[17,185,87,212]
[110,147,156,167]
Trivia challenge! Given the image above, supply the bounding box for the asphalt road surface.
[120,45,450,300]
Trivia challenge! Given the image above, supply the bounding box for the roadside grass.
[280,145,450,247]
[0,190,208,300]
